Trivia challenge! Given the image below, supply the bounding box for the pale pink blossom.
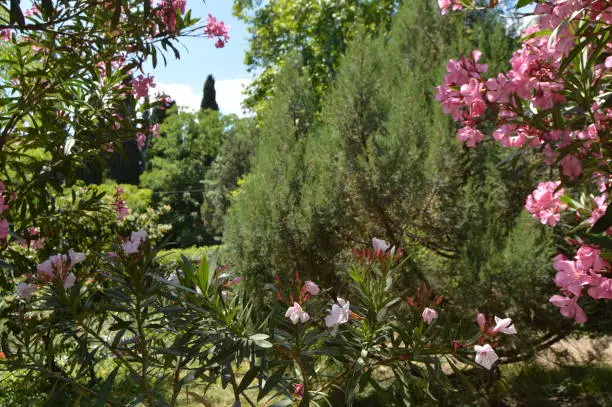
[476,313,486,332]
[302,280,320,296]
[372,237,394,255]
[63,273,76,289]
[489,316,517,335]
[68,249,86,266]
[325,298,350,336]
[474,344,498,370]
[16,282,36,300]
[36,251,85,288]
[549,295,587,324]
[285,302,310,324]
[422,307,438,325]
[122,230,148,254]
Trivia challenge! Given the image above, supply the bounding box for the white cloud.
[151,79,251,117]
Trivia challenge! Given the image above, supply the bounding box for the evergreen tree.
[201,74,219,111]
[201,117,258,236]
[223,56,318,292]
[141,108,226,247]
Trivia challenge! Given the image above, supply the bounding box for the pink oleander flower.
[553,259,593,296]
[150,123,160,138]
[0,218,8,239]
[460,78,487,117]
[136,132,147,150]
[113,186,130,221]
[36,250,85,288]
[476,313,486,332]
[438,0,463,15]
[587,194,608,226]
[588,278,612,300]
[302,280,320,296]
[292,383,305,398]
[485,73,511,104]
[156,0,186,33]
[132,74,155,99]
[285,302,310,324]
[575,245,608,272]
[456,125,485,148]
[422,307,438,325]
[24,7,40,17]
[560,154,582,179]
[204,14,230,47]
[606,55,612,69]
[16,282,36,300]
[325,298,350,336]
[474,344,498,370]
[0,29,11,42]
[122,230,148,254]
[525,181,566,226]
[435,51,487,122]
[549,295,587,324]
[489,316,517,335]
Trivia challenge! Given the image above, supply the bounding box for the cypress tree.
[223,56,318,293]
[201,74,219,111]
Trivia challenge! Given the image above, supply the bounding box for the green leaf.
[254,339,273,349]
[516,0,533,8]
[269,399,293,407]
[94,366,119,407]
[249,333,269,341]
[198,256,210,294]
[259,368,285,401]
[237,367,259,393]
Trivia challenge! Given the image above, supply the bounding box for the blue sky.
[147,0,253,116]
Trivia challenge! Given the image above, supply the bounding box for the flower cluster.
[524,181,566,226]
[549,245,611,323]
[438,0,463,15]
[132,74,156,99]
[121,230,148,255]
[17,249,87,300]
[437,1,612,324]
[471,313,518,370]
[352,236,404,262]
[113,186,130,221]
[204,14,230,48]
[157,0,187,33]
